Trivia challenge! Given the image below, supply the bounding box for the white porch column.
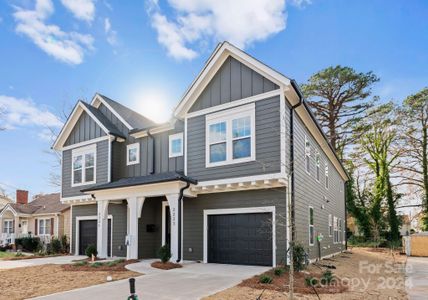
[166,193,180,262]
[127,197,144,260]
[97,200,109,258]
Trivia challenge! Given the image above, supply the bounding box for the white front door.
[21,220,28,234]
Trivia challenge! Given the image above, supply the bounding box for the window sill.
[127,161,140,166]
[206,156,255,168]
[169,153,183,158]
[71,181,96,188]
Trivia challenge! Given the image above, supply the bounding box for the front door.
[21,220,28,234]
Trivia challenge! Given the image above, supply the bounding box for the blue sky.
[0,0,427,199]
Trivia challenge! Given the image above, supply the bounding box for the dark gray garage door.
[208,213,272,266]
[79,219,111,256]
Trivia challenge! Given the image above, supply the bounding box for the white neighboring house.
[0,191,70,246]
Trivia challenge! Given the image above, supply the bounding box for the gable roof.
[92,94,157,130]
[1,193,69,216]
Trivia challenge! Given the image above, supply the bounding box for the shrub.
[259,275,273,284]
[107,259,125,267]
[274,268,285,276]
[60,235,69,253]
[0,244,12,251]
[157,244,171,263]
[305,276,318,287]
[90,262,103,268]
[74,261,88,267]
[292,243,306,271]
[50,237,62,254]
[321,270,334,284]
[15,252,24,257]
[85,244,98,258]
[20,237,41,252]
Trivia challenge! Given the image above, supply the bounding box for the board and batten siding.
[98,103,129,136]
[62,139,110,198]
[189,56,279,112]
[292,113,345,259]
[183,188,287,265]
[187,96,281,181]
[64,111,106,146]
[71,203,127,257]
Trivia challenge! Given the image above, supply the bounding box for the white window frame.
[3,219,13,234]
[126,143,140,165]
[328,214,332,237]
[38,218,51,236]
[308,206,314,246]
[338,218,342,243]
[169,132,184,158]
[304,135,311,174]
[315,151,320,182]
[71,144,97,187]
[333,216,338,243]
[205,103,256,168]
[325,162,329,189]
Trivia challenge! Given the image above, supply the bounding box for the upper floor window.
[127,143,140,165]
[325,163,329,189]
[169,133,183,158]
[328,214,332,237]
[315,152,320,181]
[305,136,311,174]
[206,104,255,167]
[3,220,13,234]
[38,218,51,235]
[72,145,96,187]
[309,206,314,246]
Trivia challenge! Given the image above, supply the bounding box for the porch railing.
[0,233,52,246]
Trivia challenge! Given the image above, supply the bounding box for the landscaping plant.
[305,276,318,287]
[321,270,334,284]
[157,244,171,263]
[274,267,285,276]
[259,275,273,284]
[85,244,98,258]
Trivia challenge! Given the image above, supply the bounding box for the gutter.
[176,182,191,263]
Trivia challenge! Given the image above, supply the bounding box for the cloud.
[13,0,94,65]
[104,18,117,46]
[147,0,299,60]
[0,95,63,131]
[60,0,95,22]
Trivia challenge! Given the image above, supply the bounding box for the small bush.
[90,262,103,268]
[305,276,318,287]
[157,244,171,263]
[274,268,285,276]
[50,237,62,254]
[292,243,306,271]
[0,245,12,251]
[106,259,125,267]
[85,244,98,258]
[259,275,273,284]
[60,235,70,253]
[19,237,41,252]
[74,261,88,267]
[321,270,334,284]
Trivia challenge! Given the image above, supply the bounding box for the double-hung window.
[3,220,13,234]
[305,136,311,174]
[315,152,320,181]
[169,133,183,158]
[206,104,255,167]
[333,216,338,243]
[38,219,51,235]
[309,206,314,246]
[338,219,342,243]
[325,163,329,189]
[127,143,140,165]
[328,214,333,237]
[72,145,96,186]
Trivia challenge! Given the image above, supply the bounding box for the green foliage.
[292,243,306,271]
[60,235,70,253]
[90,262,102,268]
[15,252,24,257]
[16,237,41,252]
[106,259,125,267]
[73,261,88,266]
[274,268,285,276]
[305,277,318,287]
[50,237,62,254]
[85,244,98,258]
[321,270,334,284]
[348,235,385,248]
[157,244,171,263]
[259,275,273,284]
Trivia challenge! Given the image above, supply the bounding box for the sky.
[0,0,427,200]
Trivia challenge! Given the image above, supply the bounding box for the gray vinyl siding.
[62,139,110,198]
[189,56,279,112]
[98,103,129,136]
[187,96,281,181]
[292,114,345,259]
[138,197,163,259]
[64,111,106,146]
[70,202,127,257]
[183,188,287,265]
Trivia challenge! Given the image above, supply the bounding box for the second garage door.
[208,212,272,266]
[79,219,111,256]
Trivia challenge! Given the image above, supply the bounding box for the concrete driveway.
[406,257,428,300]
[0,255,86,269]
[33,260,270,300]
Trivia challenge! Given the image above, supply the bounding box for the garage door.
[79,219,111,256]
[208,213,272,266]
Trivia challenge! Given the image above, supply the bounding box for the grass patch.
[0,251,16,259]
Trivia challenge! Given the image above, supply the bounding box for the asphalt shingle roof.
[9,193,69,215]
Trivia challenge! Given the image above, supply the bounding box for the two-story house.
[52,42,348,266]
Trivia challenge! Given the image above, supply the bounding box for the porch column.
[166,193,180,262]
[14,216,19,238]
[127,197,144,260]
[97,200,109,258]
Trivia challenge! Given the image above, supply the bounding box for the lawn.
[0,251,16,260]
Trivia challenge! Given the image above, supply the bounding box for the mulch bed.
[239,268,348,294]
[62,259,139,272]
[151,261,182,270]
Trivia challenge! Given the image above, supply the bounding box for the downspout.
[147,131,155,174]
[176,181,190,263]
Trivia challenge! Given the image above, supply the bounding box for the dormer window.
[169,133,183,158]
[72,145,96,187]
[127,143,140,165]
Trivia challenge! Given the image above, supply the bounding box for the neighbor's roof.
[9,193,69,215]
[81,172,197,192]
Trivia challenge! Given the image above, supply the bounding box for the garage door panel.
[79,219,111,256]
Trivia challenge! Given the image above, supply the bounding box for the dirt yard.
[206,248,408,300]
[0,264,141,300]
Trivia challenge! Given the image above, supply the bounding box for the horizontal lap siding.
[62,139,110,198]
[187,96,281,181]
[64,111,106,146]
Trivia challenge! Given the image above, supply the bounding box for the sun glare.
[133,89,172,124]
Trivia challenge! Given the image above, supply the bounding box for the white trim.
[328,214,332,237]
[69,205,73,254]
[169,132,184,158]
[108,139,112,182]
[61,136,110,151]
[91,94,133,130]
[315,151,321,182]
[205,103,255,168]
[161,201,169,246]
[184,118,188,175]
[195,173,287,188]
[126,143,140,165]
[203,206,276,267]
[0,204,18,218]
[61,195,94,203]
[325,162,329,190]
[71,144,97,187]
[304,135,311,175]
[279,88,286,175]
[2,219,14,234]
[75,215,113,257]
[37,217,52,236]
[186,89,281,119]
[308,206,314,246]
[131,123,175,139]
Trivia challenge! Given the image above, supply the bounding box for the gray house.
[53,42,348,266]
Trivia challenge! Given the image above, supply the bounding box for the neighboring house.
[53,42,348,266]
[0,191,70,245]
[0,195,12,211]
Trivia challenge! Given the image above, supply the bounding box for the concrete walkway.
[406,257,428,300]
[0,255,86,269]
[34,260,270,300]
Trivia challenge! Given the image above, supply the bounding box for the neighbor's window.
[3,220,14,234]
[169,133,183,158]
[309,207,314,246]
[325,163,329,189]
[38,219,51,235]
[338,219,342,243]
[206,104,255,167]
[328,214,333,237]
[72,145,96,186]
[316,152,320,181]
[333,216,338,243]
[305,136,311,174]
[127,143,140,165]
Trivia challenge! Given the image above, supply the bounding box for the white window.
[3,220,13,234]
[328,214,332,237]
[338,218,342,243]
[206,104,255,167]
[315,152,320,181]
[333,216,338,243]
[127,143,140,165]
[309,206,314,246]
[169,133,183,158]
[38,219,51,235]
[72,145,96,187]
[305,136,311,174]
[325,163,329,189]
